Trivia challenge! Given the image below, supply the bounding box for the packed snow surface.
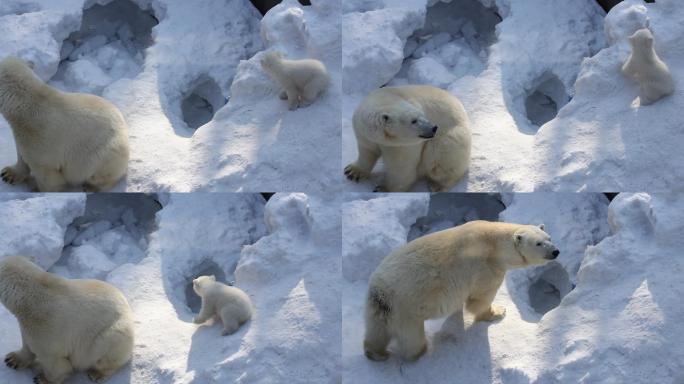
[342,192,684,383]
[0,0,341,192]
[0,192,341,383]
[343,0,682,192]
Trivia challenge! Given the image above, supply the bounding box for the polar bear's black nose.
[552,250,559,257]
[432,126,438,133]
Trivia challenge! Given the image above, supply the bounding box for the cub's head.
[260,51,285,71]
[512,224,559,266]
[0,57,36,83]
[192,275,216,295]
[629,28,654,49]
[367,101,439,146]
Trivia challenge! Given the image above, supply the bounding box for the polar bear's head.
[193,275,216,295]
[366,100,438,146]
[512,224,559,266]
[0,57,41,112]
[260,51,285,71]
[629,28,654,50]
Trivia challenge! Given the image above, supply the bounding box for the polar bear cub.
[364,221,559,361]
[622,28,674,105]
[193,275,253,335]
[0,57,129,192]
[345,85,471,192]
[260,51,330,110]
[0,256,134,384]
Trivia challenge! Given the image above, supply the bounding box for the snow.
[0,0,340,193]
[343,192,684,383]
[343,0,684,192]
[0,192,341,383]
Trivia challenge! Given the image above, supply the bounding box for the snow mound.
[534,0,684,191]
[0,193,85,269]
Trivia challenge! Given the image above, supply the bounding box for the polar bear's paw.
[1,166,28,185]
[4,351,32,370]
[476,305,506,322]
[344,164,370,182]
[33,374,49,384]
[87,368,109,383]
[373,185,388,193]
[279,90,288,100]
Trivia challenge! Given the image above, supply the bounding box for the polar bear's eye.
[411,119,417,124]
[536,242,541,246]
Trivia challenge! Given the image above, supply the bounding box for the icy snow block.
[342,194,429,282]
[343,8,424,94]
[607,193,656,235]
[604,0,649,45]
[64,244,117,279]
[261,2,307,53]
[407,57,457,88]
[0,194,86,270]
[72,220,113,246]
[264,193,312,236]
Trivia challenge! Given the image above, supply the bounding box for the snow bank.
[0,0,340,192]
[0,193,85,269]
[534,0,684,192]
[343,0,605,192]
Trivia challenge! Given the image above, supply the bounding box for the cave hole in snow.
[408,193,505,241]
[181,76,228,130]
[528,262,573,315]
[249,0,310,16]
[524,72,570,129]
[53,193,162,279]
[392,0,501,86]
[184,259,233,313]
[51,0,159,94]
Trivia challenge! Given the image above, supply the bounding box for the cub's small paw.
[33,375,48,384]
[477,305,506,322]
[1,166,27,185]
[344,164,369,182]
[373,185,388,193]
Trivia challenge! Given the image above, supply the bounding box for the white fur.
[345,85,471,192]
[0,256,134,384]
[622,28,674,105]
[364,221,558,361]
[192,275,252,336]
[260,51,330,110]
[0,57,129,192]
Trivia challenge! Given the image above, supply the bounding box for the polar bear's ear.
[513,233,523,245]
[208,275,216,281]
[538,224,545,231]
[25,60,36,70]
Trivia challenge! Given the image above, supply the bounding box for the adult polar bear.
[364,221,559,361]
[345,85,471,192]
[0,57,129,192]
[0,256,134,384]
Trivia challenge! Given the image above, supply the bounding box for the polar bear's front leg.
[285,86,300,110]
[32,167,67,192]
[466,282,506,322]
[219,309,240,336]
[194,298,215,324]
[378,146,420,192]
[1,149,30,185]
[34,355,73,384]
[345,137,380,182]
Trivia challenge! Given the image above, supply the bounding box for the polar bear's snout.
[546,247,560,260]
[419,125,438,139]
